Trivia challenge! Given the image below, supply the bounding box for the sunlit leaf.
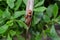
[0,0,2,1]
[34,6,46,12]
[6,20,13,26]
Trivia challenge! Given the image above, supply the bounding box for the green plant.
[0,0,60,40]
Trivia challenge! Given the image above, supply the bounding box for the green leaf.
[50,25,60,40]
[14,0,22,10]
[9,30,16,37]
[56,16,60,24]
[58,0,60,1]
[34,0,39,5]
[3,8,11,18]
[46,3,58,18]
[16,31,24,40]
[7,0,15,8]
[0,9,3,17]
[0,0,2,1]
[0,25,9,34]
[32,16,41,26]
[43,15,50,23]
[23,0,27,5]
[13,11,25,18]
[35,0,44,7]
[7,34,12,40]
[42,30,47,40]
[32,12,43,26]
[16,20,28,29]
[20,17,25,21]
[35,32,42,40]
[0,17,5,24]
[34,6,46,12]
[53,3,58,18]
[45,29,50,36]
[57,22,60,24]
[16,34,25,40]
[46,5,53,17]
[6,20,13,26]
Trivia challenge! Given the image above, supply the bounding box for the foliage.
[0,0,60,40]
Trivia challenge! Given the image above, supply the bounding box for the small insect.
[25,10,32,26]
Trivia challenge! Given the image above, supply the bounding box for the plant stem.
[25,0,34,40]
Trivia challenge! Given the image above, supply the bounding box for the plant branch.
[25,0,34,40]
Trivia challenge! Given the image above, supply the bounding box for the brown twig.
[25,0,34,40]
